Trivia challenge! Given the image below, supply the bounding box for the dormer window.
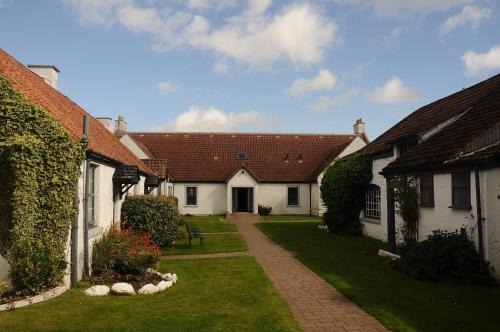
[236,152,248,160]
[397,140,417,156]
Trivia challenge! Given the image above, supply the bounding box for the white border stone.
[0,285,67,312]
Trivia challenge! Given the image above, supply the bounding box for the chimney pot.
[115,116,127,134]
[27,64,60,90]
[354,118,366,136]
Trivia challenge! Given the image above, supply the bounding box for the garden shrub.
[258,204,272,216]
[91,228,160,276]
[320,154,372,234]
[397,230,490,284]
[0,77,82,294]
[121,195,180,247]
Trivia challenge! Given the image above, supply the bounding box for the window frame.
[419,173,435,207]
[364,184,381,220]
[451,172,471,209]
[88,164,98,226]
[286,186,300,207]
[185,186,198,206]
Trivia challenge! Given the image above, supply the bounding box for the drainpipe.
[474,168,485,263]
[82,116,90,278]
[70,182,79,287]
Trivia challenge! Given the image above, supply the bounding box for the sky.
[0,0,499,139]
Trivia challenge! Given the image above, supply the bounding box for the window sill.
[360,217,381,225]
[184,205,198,208]
[88,225,103,239]
[286,205,300,207]
[449,205,472,210]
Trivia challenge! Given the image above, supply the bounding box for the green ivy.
[0,77,83,294]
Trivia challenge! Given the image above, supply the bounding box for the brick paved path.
[161,251,250,260]
[231,213,387,332]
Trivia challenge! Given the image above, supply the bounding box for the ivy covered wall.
[0,76,82,294]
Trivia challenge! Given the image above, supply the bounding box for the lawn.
[260,214,322,222]
[182,215,237,233]
[257,222,500,332]
[162,233,248,255]
[0,257,300,332]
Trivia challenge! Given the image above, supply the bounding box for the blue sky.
[1,0,499,139]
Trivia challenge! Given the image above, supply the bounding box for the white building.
[0,49,157,288]
[120,121,368,216]
[359,73,500,276]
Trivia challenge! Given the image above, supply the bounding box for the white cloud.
[439,5,491,35]
[63,1,338,69]
[334,0,470,18]
[285,69,337,97]
[153,106,276,132]
[157,81,180,93]
[462,45,500,76]
[309,87,359,112]
[367,77,419,104]
[213,61,231,76]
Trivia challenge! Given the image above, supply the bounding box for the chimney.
[27,64,60,90]
[96,117,114,133]
[115,116,127,134]
[354,118,365,136]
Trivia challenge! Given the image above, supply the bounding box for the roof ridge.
[129,131,356,137]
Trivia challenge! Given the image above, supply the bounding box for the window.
[287,186,299,206]
[365,184,381,219]
[186,186,197,206]
[398,141,417,156]
[419,174,434,207]
[88,164,98,226]
[236,152,248,160]
[167,185,173,196]
[452,172,471,208]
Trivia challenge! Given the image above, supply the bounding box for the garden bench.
[185,223,204,247]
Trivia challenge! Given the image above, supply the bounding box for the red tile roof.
[0,49,154,175]
[362,74,500,156]
[128,132,358,182]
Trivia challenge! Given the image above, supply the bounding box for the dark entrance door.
[232,187,254,213]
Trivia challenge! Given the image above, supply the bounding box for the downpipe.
[82,116,90,278]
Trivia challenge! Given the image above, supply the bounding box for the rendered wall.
[258,183,311,215]
[174,183,227,215]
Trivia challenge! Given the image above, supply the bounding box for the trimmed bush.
[397,230,490,284]
[258,204,272,216]
[91,228,160,276]
[320,154,372,234]
[121,196,180,247]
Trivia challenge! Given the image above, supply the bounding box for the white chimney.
[96,117,114,133]
[27,64,60,90]
[354,118,366,136]
[115,116,127,134]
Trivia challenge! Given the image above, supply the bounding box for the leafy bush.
[258,204,272,216]
[0,77,82,294]
[91,228,160,276]
[397,230,490,284]
[320,154,372,234]
[121,195,180,247]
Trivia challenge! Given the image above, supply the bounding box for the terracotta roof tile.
[129,132,357,182]
[0,49,154,175]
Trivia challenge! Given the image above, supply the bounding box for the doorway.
[232,187,254,213]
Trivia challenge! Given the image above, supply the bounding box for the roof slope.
[0,49,153,175]
[383,88,500,173]
[362,73,500,155]
[129,133,357,182]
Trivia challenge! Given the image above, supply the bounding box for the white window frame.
[364,184,381,220]
[88,163,99,227]
[286,186,300,207]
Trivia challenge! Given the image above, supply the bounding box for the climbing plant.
[393,175,419,245]
[0,76,83,294]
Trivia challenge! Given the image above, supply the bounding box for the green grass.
[182,215,237,233]
[260,214,322,222]
[257,222,500,332]
[162,234,248,255]
[0,257,300,332]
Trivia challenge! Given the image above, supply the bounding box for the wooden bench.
[185,223,204,247]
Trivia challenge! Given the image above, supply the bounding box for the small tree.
[393,176,419,245]
[320,154,372,234]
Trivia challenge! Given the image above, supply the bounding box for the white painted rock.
[138,284,160,295]
[161,273,172,281]
[84,285,110,297]
[157,280,173,291]
[171,274,178,284]
[111,283,136,296]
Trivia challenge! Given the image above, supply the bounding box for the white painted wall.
[119,135,151,159]
[174,183,227,215]
[258,183,311,215]
[227,169,258,214]
[0,255,8,282]
[484,168,500,276]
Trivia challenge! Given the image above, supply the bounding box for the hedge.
[121,196,180,247]
[0,77,82,294]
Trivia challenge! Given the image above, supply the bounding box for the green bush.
[320,154,372,234]
[91,228,160,276]
[121,195,180,247]
[0,77,82,294]
[397,230,491,284]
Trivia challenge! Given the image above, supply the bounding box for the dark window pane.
[186,187,197,205]
[452,172,470,207]
[287,187,299,206]
[419,174,434,206]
